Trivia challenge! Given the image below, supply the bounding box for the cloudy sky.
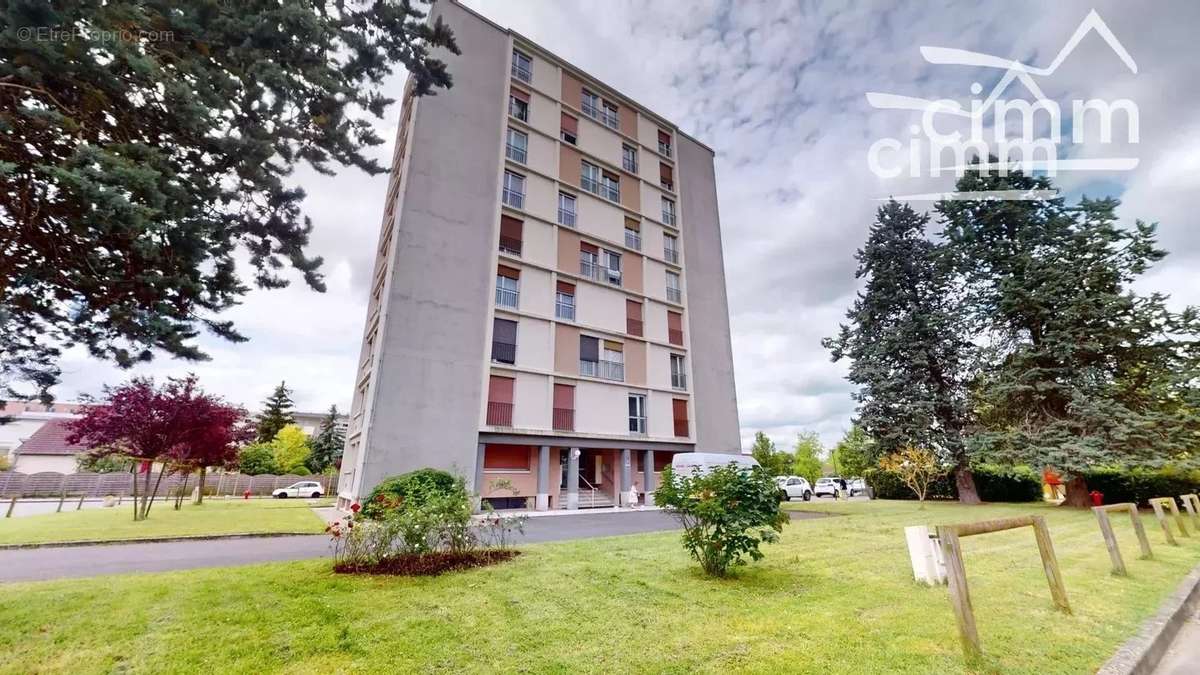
[51,0,1200,453]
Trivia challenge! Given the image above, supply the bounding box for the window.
[499,215,522,256]
[658,129,672,157]
[560,112,578,144]
[660,162,674,191]
[624,217,641,250]
[581,89,601,120]
[502,170,525,209]
[600,341,624,381]
[602,249,622,286]
[495,266,519,308]
[661,197,676,225]
[602,101,620,129]
[555,281,576,320]
[628,394,647,435]
[663,234,679,264]
[511,50,532,82]
[553,384,575,431]
[622,144,638,173]
[509,89,529,121]
[579,335,599,377]
[506,128,528,164]
[626,299,643,336]
[667,310,684,346]
[666,271,682,303]
[580,243,600,281]
[491,318,517,364]
[670,354,687,390]
[557,192,577,227]
[600,170,620,203]
[580,160,601,195]
[672,398,689,437]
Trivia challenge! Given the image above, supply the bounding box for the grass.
[0,498,329,545]
[0,500,1197,674]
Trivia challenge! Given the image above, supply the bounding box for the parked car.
[272,481,325,499]
[847,478,867,496]
[813,476,846,498]
[775,476,813,501]
[671,452,760,478]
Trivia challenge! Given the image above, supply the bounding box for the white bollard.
[905,525,948,585]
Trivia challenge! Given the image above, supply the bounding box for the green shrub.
[864,465,1041,502]
[1080,467,1200,506]
[655,463,787,577]
[361,468,459,519]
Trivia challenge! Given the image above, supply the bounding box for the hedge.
[1080,467,1200,507]
[361,468,459,519]
[864,465,1042,503]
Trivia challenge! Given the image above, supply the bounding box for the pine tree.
[0,1,459,399]
[256,382,295,444]
[307,405,346,473]
[938,165,1200,505]
[824,201,981,503]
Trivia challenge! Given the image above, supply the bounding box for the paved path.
[0,509,827,583]
[1152,608,1200,674]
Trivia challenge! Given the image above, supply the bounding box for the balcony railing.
[581,175,600,195]
[579,260,603,282]
[555,300,575,321]
[626,318,643,337]
[659,141,672,157]
[598,359,624,382]
[511,62,531,83]
[582,98,600,120]
[601,109,619,130]
[579,359,597,378]
[495,287,519,308]
[558,208,576,227]
[623,156,638,173]
[664,248,679,264]
[502,187,524,209]
[661,179,674,192]
[552,408,574,431]
[674,419,689,437]
[487,401,514,426]
[666,287,682,304]
[669,328,684,345]
[600,182,620,203]
[491,341,516,364]
[672,373,687,390]
[625,230,641,250]
[506,143,527,163]
[662,209,676,226]
[499,236,522,256]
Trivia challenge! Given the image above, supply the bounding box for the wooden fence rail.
[1091,503,1153,576]
[1148,497,1189,545]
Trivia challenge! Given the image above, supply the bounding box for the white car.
[775,476,813,501]
[813,477,846,498]
[272,481,325,499]
[848,478,867,496]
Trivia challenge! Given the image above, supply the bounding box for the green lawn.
[1,500,1197,674]
[0,498,329,545]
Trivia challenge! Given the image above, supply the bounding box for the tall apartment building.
[338,0,740,511]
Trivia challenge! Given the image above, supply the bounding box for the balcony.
[666,288,682,304]
[552,408,574,431]
[487,401,513,426]
[557,207,576,227]
[626,318,643,337]
[674,419,689,437]
[505,143,526,164]
[664,248,679,264]
[555,299,575,321]
[669,329,683,345]
[502,187,524,209]
[499,235,522,256]
[495,287,519,308]
[625,230,641,250]
[491,341,516,364]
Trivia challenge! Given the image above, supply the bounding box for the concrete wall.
[12,454,78,474]
[677,135,741,454]
[350,0,509,498]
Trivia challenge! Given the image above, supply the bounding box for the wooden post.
[1094,508,1126,576]
[936,528,980,660]
[56,489,66,513]
[1149,498,1179,546]
[1180,494,1200,530]
[1128,507,1154,560]
[76,494,86,511]
[1032,516,1071,613]
[5,497,16,518]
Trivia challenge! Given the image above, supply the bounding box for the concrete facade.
[339,0,740,509]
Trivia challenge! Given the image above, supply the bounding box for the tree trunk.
[143,467,168,519]
[1061,475,1090,507]
[195,468,207,505]
[139,465,154,520]
[955,466,982,505]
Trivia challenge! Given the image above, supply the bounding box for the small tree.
[270,424,311,474]
[256,382,296,443]
[830,425,874,478]
[749,431,792,476]
[307,405,345,473]
[237,443,279,476]
[655,463,787,577]
[792,431,823,485]
[878,446,947,507]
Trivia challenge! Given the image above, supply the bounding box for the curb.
[1097,561,1200,675]
[0,531,323,550]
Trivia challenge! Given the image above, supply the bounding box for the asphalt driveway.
[0,508,827,583]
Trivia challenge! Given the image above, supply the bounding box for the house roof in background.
[15,419,87,456]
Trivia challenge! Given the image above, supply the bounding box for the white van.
[670,452,760,478]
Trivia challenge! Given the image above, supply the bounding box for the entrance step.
[557,490,616,509]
